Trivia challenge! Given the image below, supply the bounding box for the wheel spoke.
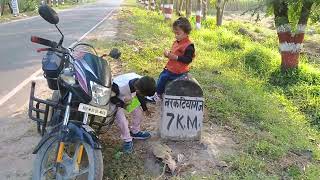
[69,168,89,178]
[41,165,54,176]
[39,140,93,180]
[78,168,89,176]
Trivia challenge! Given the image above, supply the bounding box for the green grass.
[93,0,320,179]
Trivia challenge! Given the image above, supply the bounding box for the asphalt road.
[0,0,121,178]
[0,0,121,116]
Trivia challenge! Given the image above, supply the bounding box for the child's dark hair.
[173,17,192,34]
[135,76,156,96]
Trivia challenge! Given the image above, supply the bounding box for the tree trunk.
[186,0,191,18]
[202,0,207,20]
[195,0,201,29]
[8,2,12,14]
[175,0,179,14]
[216,0,227,26]
[159,0,163,12]
[273,0,313,70]
[178,0,184,16]
[0,2,4,16]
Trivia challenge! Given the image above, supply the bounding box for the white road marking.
[0,69,42,106]
[32,76,46,81]
[0,8,115,107]
[69,9,115,48]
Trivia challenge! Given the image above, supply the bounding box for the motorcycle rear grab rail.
[28,81,116,136]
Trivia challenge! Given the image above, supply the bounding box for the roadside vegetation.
[0,0,94,23]
[91,0,320,178]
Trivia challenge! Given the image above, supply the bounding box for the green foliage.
[252,140,286,159]
[265,0,320,25]
[243,46,278,77]
[19,0,39,12]
[224,154,270,178]
[287,165,302,177]
[269,64,320,87]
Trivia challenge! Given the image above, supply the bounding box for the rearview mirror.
[109,48,121,59]
[38,5,59,24]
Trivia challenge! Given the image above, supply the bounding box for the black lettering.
[187,115,198,130]
[166,113,175,130]
[176,114,184,130]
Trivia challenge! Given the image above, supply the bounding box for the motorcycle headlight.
[90,81,111,106]
[60,68,76,85]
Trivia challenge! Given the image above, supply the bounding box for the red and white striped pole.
[277,24,305,69]
[163,3,173,20]
[196,10,201,29]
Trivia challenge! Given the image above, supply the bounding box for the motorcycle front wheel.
[32,136,103,180]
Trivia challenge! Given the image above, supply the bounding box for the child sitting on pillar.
[150,17,195,101]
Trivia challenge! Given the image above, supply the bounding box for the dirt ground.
[0,77,52,179]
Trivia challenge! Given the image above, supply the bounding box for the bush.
[243,46,278,77]
[217,29,245,51]
[269,64,320,87]
[253,140,285,160]
[18,0,38,12]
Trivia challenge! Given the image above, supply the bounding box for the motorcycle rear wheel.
[32,136,103,180]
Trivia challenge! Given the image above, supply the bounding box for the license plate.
[78,103,108,117]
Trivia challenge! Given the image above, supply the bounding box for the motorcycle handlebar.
[31,36,58,48]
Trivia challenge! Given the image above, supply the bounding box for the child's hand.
[167,53,178,60]
[164,50,170,58]
[123,97,131,106]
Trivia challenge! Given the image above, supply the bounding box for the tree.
[271,0,318,69]
[202,0,207,20]
[0,0,13,16]
[216,0,229,26]
[186,0,191,18]
[196,0,202,29]
[178,0,184,16]
[238,0,319,70]
[175,0,179,14]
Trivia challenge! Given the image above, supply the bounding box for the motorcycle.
[28,4,120,179]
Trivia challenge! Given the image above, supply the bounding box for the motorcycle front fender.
[32,121,101,154]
